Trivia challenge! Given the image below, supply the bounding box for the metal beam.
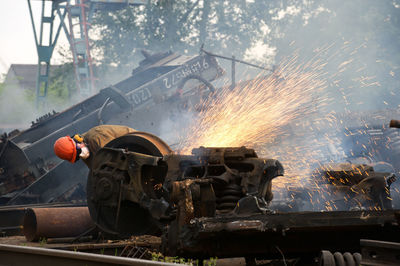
[28,0,69,108]
[360,239,400,265]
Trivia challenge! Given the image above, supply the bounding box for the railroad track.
[0,244,178,266]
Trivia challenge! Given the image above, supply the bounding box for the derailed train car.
[84,131,400,264]
[0,50,224,205]
[80,110,400,264]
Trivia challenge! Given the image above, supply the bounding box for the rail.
[0,244,179,266]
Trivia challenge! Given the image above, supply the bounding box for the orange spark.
[177,54,327,155]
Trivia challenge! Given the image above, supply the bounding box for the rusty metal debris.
[82,132,400,263]
[0,202,87,238]
[1,130,400,264]
[390,119,400,128]
[87,135,284,238]
[310,162,395,210]
[360,239,400,265]
[318,250,362,266]
[23,207,94,242]
[120,245,153,260]
[0,50,224,206]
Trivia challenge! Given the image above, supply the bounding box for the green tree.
[0,79,4,95]
[20,62,76,110]
[90,0,286,71]
[47,62,76,106]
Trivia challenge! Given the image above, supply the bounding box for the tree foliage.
[47,62,76,106]
[90,0,284,70]
[90,0,400,62]
[0,78,4,96]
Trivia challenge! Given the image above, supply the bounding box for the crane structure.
[28,0,146,108]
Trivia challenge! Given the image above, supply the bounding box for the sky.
[0,0,68,79]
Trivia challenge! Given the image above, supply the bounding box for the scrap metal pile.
[0,50,223,205]
[1,50,400,265]
[84,132,400,263]
[273,161,397,213]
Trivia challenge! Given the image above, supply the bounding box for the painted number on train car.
[163,58,210,89]
[128,87,152,106]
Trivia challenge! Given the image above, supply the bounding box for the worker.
[53,125,136,169]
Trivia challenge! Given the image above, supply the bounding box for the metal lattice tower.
[67,0,95,97]
[28,0,146,108]
[28,0,68,108]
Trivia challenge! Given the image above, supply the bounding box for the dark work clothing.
[82,125,136,169]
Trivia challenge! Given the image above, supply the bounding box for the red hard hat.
[54,136,77,163]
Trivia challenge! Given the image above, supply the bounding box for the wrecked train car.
[0,50,224,205]
[85,133,400,263]
[87,139,284,237]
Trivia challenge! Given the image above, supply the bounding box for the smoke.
[271,0,400,113]
[158,110,198,150]
[261,1,400,208]
[0,81,37,132]
[152,1,400,211]
[0,67,84,134]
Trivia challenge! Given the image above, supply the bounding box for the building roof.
[5,64,37,90]
[4,64,61,90]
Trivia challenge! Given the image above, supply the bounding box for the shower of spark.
[177,54,329,154]
[173,44,399,212]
